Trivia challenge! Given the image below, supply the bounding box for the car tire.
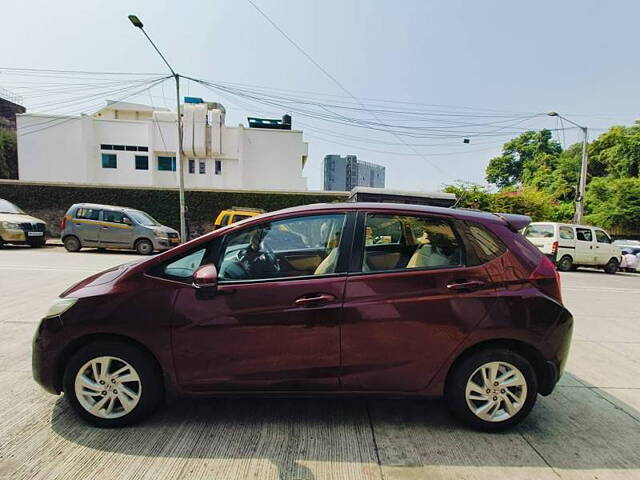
[445,348,538,432]
[557,255,573,272]
[63,236,81,252]
[135,238,154,255]
[62,340,163,428]
[604,258,619,274]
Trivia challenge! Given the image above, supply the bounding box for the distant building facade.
[17,100,308,191]
[323,154,385,191]
[0,88,26,130]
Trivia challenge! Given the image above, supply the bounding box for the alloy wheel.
[74,356,142,419]
[464,361,528,422]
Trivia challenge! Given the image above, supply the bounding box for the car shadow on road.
[49,372,640,479]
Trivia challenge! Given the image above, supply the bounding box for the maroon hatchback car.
[33,202,573,431]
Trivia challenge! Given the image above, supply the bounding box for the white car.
[523,222,622,273]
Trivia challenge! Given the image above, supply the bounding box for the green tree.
[585,177,640,232]
[485,129,561,188]
[588,122,640,179]
[0,128,18,179]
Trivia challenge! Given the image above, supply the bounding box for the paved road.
[1,246,639,480]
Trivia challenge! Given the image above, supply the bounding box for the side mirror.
[192,264,218,291]
[123,217,132,225]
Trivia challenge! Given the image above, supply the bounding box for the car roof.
[256,202,510,225]
[529,221,608,230]
[71,203,142,213]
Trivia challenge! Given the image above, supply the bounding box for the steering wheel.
[260,238,281,272]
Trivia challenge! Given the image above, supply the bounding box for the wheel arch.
[443,338,549,396]
[54,333,164,393]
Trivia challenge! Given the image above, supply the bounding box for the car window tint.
[362,214,462,272]
[576,228,593,242]
[464,222,506,265]
[163,248,207,278]
[559,226,574,240]
[233,214,252,222]
[524,224,554,238]
[75,208,101,221]
[595,230,611,244]
[218,214,346,281]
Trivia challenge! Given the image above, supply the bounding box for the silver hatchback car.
[61,203,180,254]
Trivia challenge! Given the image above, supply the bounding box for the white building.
[16,100,308,190]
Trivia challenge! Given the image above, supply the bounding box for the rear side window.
[576,228,593,242]
[462,221,507,266]
[220,214,230,226]
[559,226,574,240]
[595,230,611,244]
[75,208,100,221]
[524,224,554,238]
[233,214,252,222]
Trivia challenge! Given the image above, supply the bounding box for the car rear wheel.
[445,348,538,432]
[557,255,573,272]
[63,236,81,252]
[62,340,162,428]
[604,258,619,274]
[135,238,154,255]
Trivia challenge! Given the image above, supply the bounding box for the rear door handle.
[295,293,336,306]
[446,280,485,291]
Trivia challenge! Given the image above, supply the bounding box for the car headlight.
[153,230,168,239]
[45,297,78,318]
[1,221,21,229]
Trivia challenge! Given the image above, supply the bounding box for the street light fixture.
[128,14,187,241]
[547,112,589,224]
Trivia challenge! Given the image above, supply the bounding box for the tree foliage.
[0,129,18,179]
[478,121,640,235]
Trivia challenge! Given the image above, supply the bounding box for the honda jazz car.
[33,202,573,431]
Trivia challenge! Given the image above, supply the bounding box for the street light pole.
[128,15,187,241]
[547,112,589,224]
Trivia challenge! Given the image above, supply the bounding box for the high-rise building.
[323,154,385,191]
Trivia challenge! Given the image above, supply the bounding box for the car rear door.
[169,211,355,392]
[70,206,102,247]
[340,210,497,392]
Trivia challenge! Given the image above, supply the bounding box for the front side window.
[218,214,346,281]
[75,207,101,221]
[158,156,176,171]
[362,214,462,272]
[101,153,117,169]
[595,230,611,244]
[559,226,574,240]
[576,228,593,242]
[524,224,554,238]
[128,211,159,226]
[103,210,130,224]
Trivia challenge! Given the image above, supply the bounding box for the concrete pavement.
[1,245,639,480]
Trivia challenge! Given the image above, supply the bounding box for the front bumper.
[32,315,64,394]
[1,229,46,245]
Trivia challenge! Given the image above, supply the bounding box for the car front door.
[594,229,614,265]
[575,227,596,264]
[99,210,135,248]
[340,211,497,392]
[168,211,354,392]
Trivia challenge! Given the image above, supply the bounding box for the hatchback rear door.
[340,210,497,392]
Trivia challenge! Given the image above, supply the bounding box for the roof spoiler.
[494,213,531,232]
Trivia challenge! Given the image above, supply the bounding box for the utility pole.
[128,14,187,241]
[547,112,588,224]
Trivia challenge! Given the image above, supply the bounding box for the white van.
[523,222,622,273]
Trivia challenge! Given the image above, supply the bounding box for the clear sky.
[2,0,639,191]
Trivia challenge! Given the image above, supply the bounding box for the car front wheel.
[445,348,538,432]
[62,340,162,427]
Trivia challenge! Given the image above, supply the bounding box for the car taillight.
[60,216,67,231]
[551,241,558,256]
[529,255,562,303]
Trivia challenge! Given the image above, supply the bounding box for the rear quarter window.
[460,221,507,266]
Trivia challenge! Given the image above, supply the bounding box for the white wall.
[16,109,308,191]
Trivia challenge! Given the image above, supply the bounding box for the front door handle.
[446,280,485,291]
[295,293,336,307]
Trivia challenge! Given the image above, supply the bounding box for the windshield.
[127,210,160,226]
[0,199,25,214]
